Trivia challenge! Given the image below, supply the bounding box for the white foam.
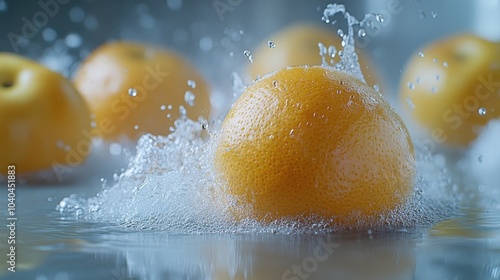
[57,116,458,233]
[462,120,500,208]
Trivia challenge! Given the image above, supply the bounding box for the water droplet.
[433,58,438,63]
[184,91,195,106]
[318,42,328,57]
[179,105,187,116]
[321,15,330,23]
[243,50,253,62]
[477,155,483,163]
[90,121,97,128]
[337,29,344,38]
[375,13,384,23]
[199,36,213,52]
[167,105,173,110]
[166,114,171,118]
[187,80,196,88]
[267,40,276,48]
[289,129,295,137]
[109,143,122,156]
[69,6,85,23]
[358,28,366,37]
[407,82,415,90]
[478,107,487,116]
[327,45,336,58]
[200,119,209,130]
[443,61,448,68]
[431,87,438,93]
[418,52,424,58]
[134,125,139,130]
[373,84,380,92]
[128,88,138,97]
[42,28,57,42]
[406,97,415,109]
[436,75,440,80]
[65,33,82,48]
[160,105,166,111]
[272,80,278,87]
[431,11,438,19]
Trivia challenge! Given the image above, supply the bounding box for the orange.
[0,53,91,174]
[215,66,415,225]
[248,23,381,89]
[74,41,211,141]
[400,33,500,146]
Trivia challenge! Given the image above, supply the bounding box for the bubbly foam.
[319,3,387,86]
[57,4,462,233]
[58,116,459,233]
[460,120,500,209]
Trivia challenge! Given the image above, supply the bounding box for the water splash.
[184,90,195,106]
[57,3,461,234]
[128,88,138,97]
[319,3,379,84]
[57,120,459,233]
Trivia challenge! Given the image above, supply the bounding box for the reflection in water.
[89,231,419,280]
[0,207,499,279]
[430,208,500,239]
[419,207,500,280]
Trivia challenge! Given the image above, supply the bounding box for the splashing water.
[57,4,462,234]
[57,116,459,233]
[320,4,366,83]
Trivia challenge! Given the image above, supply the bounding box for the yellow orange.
[248,23,380,89]
[400,33,500,146]
[74,41,211,141]
[215,66,415,225]
[0,53,91,174]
